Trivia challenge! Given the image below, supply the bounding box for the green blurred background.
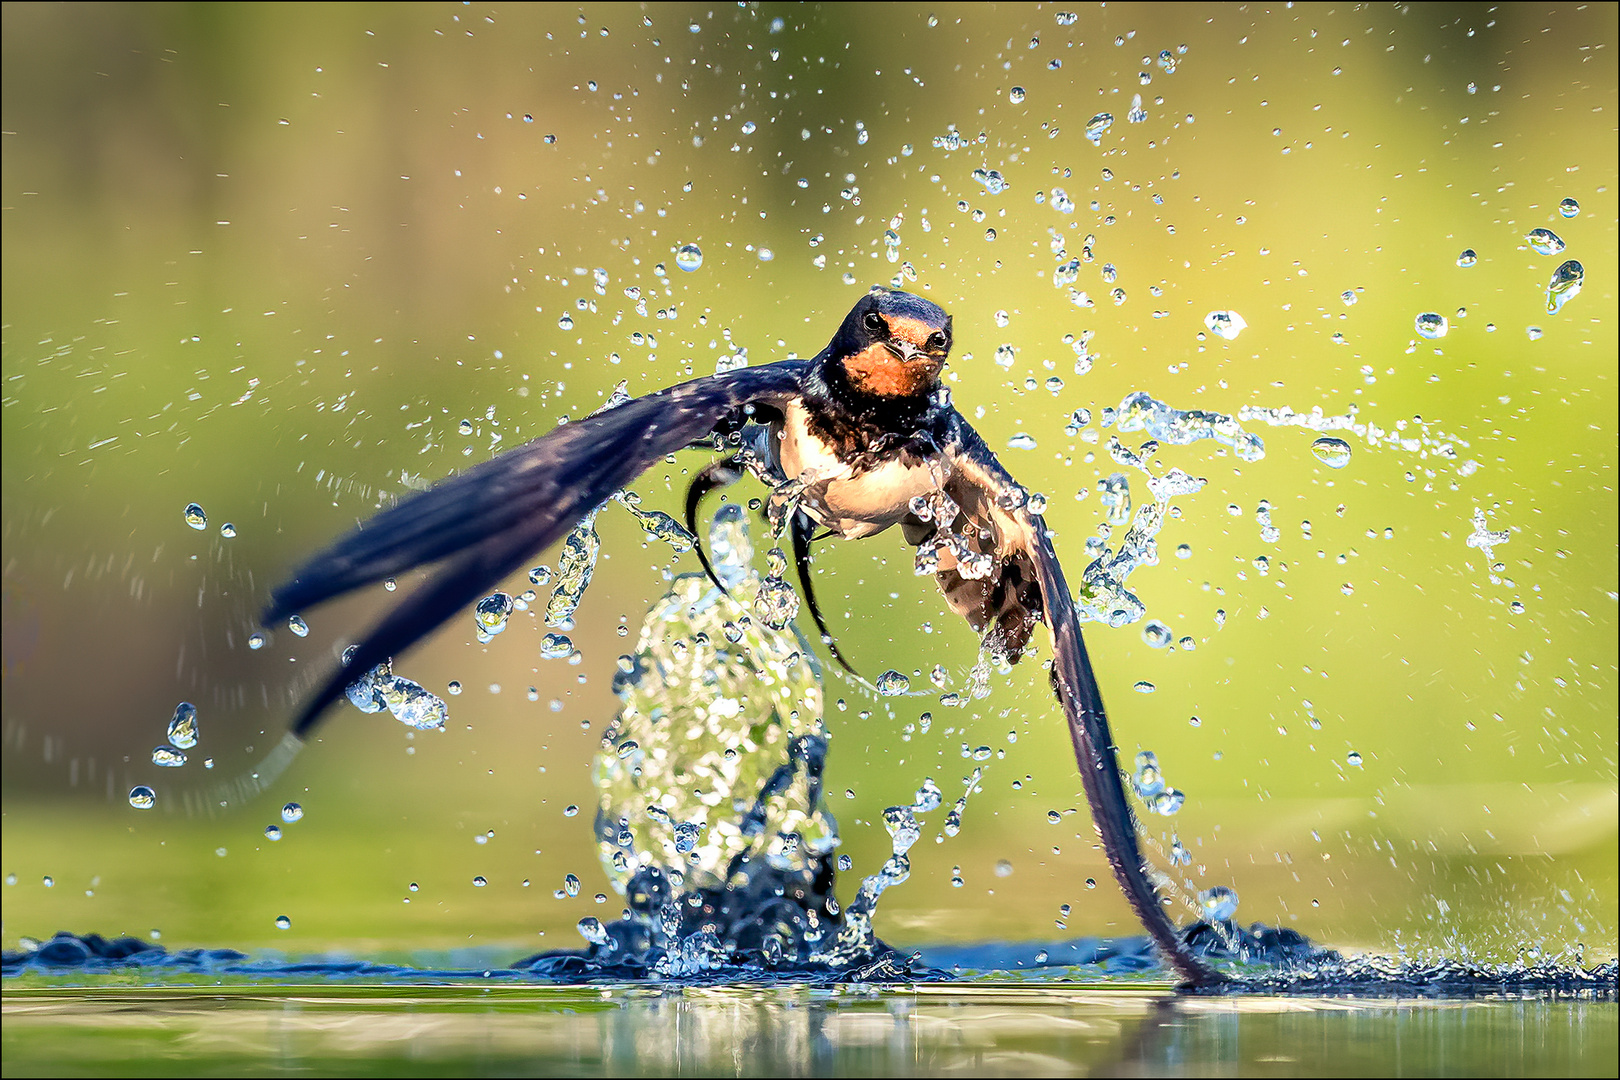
[2,3,1614,965]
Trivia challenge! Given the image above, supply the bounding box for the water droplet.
[1526,325,1544,341]
[1006,432,1038,450]
[558,314,574,330]
[1310,436,1353,469]
[265,825,282,841]
[288,615,309,637]
[128,786,155,810]
[183,503,207,530]
[1456,249,1478,268]
[1545,260,1583,315]
[1341,290,1358,305]
[577,916,609,946]
[875,670,911,696]
[564,804,580,818]
[1084,113,1114,144]
[1203,310,1247,340]
[676,243,704,271]
[1142,620,1173,648]
[166,702,199,748]
[1198,885,1239,921]
[753,563,799,630]
[546,513,601,627]
[1347,750,1363,767]
[1009,86,1026,104]
[475,592,515,637]
[472,876,488,887]
[151,745,186,768]
[1133,680,1156,694]
[1414,312,1448,339]
[248,631,267,650]
[220,523,237,539]
[1525,228,1565,257]
[1558,197,1580,218]
[275,915,291,930]
[971,167,1008,195]
[564,873,582,896]
[1151,789,1186,815]
[994,859,1014,878]
[282,803,304,823]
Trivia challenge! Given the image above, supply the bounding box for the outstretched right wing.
[269,361,808,737]
[930,409,1222,987]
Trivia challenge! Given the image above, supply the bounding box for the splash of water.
[569,506,925,976]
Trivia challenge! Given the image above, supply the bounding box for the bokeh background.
[3,3,1615,965]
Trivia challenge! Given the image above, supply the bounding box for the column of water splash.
[591,505,843,969]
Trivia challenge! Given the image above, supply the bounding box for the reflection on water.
[3,985,1614,1078]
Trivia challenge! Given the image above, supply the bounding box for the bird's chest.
[769,402,942,539]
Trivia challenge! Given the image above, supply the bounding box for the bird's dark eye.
[862,311,887,335]
[927,331,948,352]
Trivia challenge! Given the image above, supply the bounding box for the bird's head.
[825,287,952,399]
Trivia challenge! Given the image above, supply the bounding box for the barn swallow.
[264,287,1222,986]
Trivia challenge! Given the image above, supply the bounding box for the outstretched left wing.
[270,361,808,738]
[929,410,1221,987]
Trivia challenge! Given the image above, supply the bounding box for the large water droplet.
[183,503,207,530]
[288,615,309,637]
[1203,310,1247,340]
[546,513,601,628]
[128,786,155,810]
[1151,788,1186,815]
[166,702,199,749]
[275,915,292,930]
[1558,197,1580,218]
[282,803,304,823]
[882,806,922,855]
[1456,249,1478,268]
[1414,312,1448,339]
[1198,885,1239,921]
[676,243,704,271]
[1310,436,1353,469]
[875,670,911,696]
[1132,752,1165,799]
[1525,228,1565,257]
[1084,113,1114,144]
[971,167,1008,194]
[1545,259,1583,315]
[1009,86,1026,104]
[151,745,186,768]
[474,592,515,637]
[1142,620,1173,648]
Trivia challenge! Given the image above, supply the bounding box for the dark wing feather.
[272,362,808,737]
[937,411,1222,987]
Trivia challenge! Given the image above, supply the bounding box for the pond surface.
[4,983,1614,1078]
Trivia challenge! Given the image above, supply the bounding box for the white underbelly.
[772,403,940,539]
